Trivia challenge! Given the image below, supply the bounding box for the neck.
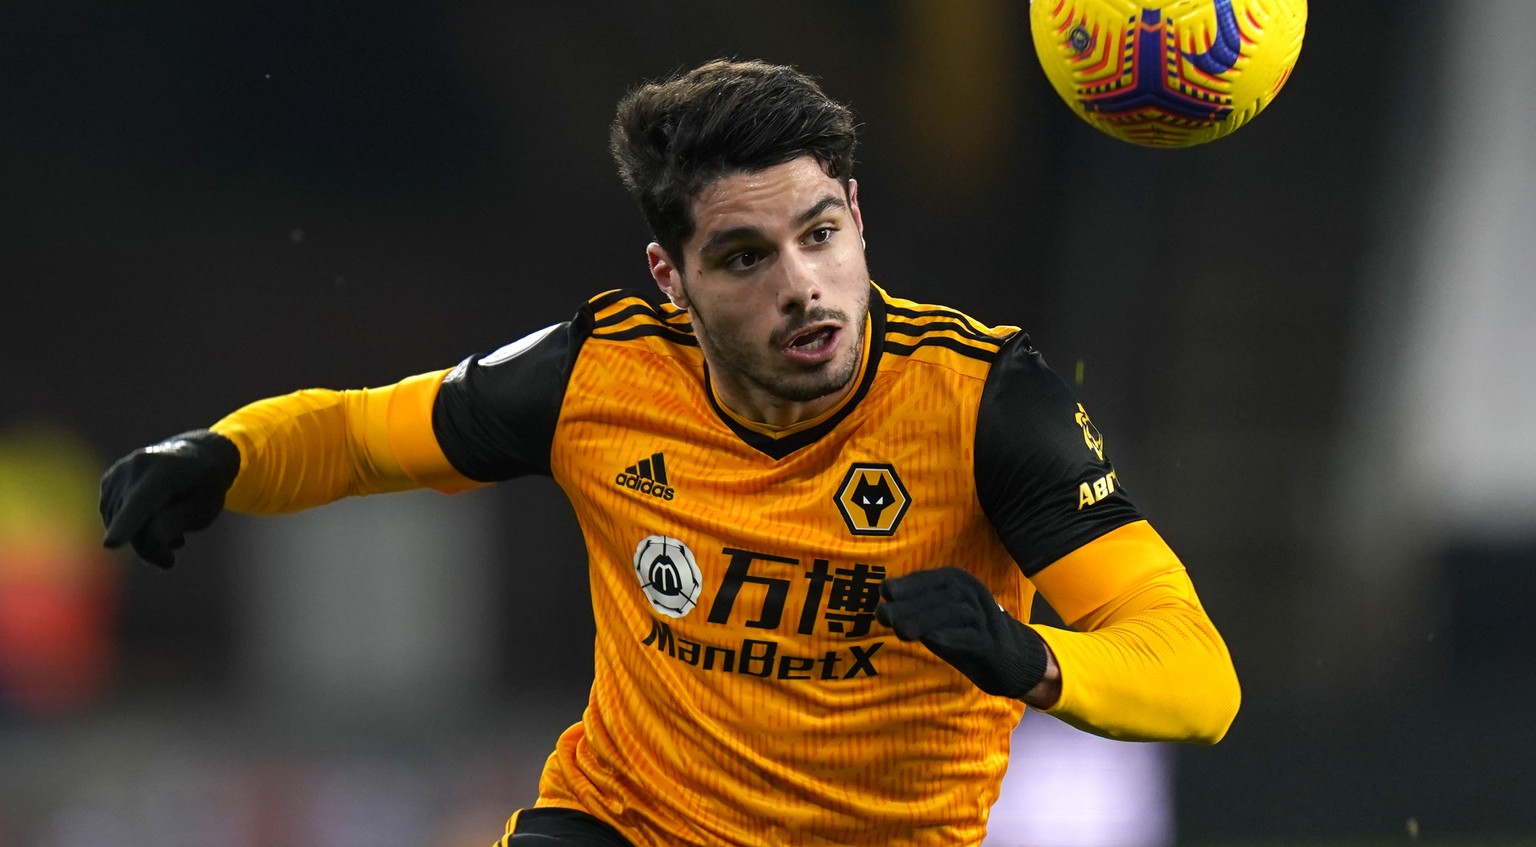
[714,378,856,429]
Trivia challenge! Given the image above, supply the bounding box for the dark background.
[4,2,1533,844]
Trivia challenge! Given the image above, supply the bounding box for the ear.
[647,243,689,309]
[848,179,866,247]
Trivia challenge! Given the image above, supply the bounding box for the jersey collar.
[705,283,887,460]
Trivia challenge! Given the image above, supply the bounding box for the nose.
[776,250,822,313]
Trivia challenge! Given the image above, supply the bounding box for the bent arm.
[1028,520,1240,744]
[210,369,480,514]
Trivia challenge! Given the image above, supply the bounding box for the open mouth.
[778,322,842,363]
[787,326,836,351]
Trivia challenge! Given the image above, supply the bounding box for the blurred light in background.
[987,711,1173,847]
[0,424,119,717]
[1372,0,1536,539]
[1330,0,1536,691]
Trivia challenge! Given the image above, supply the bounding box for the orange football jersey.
[210,284,1235,847]
[420,286,1141,846]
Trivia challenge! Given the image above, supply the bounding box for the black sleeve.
[431,309,592,482]
[975,333,1144,576]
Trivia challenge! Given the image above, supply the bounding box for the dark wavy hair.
[609,59,858,269]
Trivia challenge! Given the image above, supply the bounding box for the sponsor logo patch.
[632,535,701,618]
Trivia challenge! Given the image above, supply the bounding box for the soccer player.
[100,60,1240,846]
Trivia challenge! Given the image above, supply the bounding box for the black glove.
[99,429,241,569]
[875,566,1049,698]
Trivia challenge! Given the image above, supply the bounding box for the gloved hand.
[99,430,241,568]
[876,566,1050,699]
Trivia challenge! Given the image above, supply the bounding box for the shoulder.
[430,288,684,482]
[581,288,700,353]
[874,285,1020,381]
[970,334,1143,574]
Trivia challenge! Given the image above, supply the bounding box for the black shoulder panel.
[974,334,1144,576]
[431,308,593,482]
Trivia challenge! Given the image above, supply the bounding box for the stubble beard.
[693,304,867,406]
[763,314,863,402]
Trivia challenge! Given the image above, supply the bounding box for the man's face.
[648,156,870,427]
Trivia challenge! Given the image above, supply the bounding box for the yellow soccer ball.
[1029,0,1307,147]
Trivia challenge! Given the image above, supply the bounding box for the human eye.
[724,250,764,272]
[805,225,837,245]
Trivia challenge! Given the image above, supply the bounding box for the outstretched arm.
[100,314,587,568]
[99,369,474,567]
[209,370,472,513]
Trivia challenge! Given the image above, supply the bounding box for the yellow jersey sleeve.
[209,369,480,514]
[1028,520,1241,743]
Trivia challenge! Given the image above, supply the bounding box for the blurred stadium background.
[3,1,1533,844]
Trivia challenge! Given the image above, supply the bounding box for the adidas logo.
[614,452,676,501]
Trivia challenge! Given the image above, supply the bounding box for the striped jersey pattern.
[532,286,1029,846]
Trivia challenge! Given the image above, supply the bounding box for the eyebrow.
[696,193,849,261]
